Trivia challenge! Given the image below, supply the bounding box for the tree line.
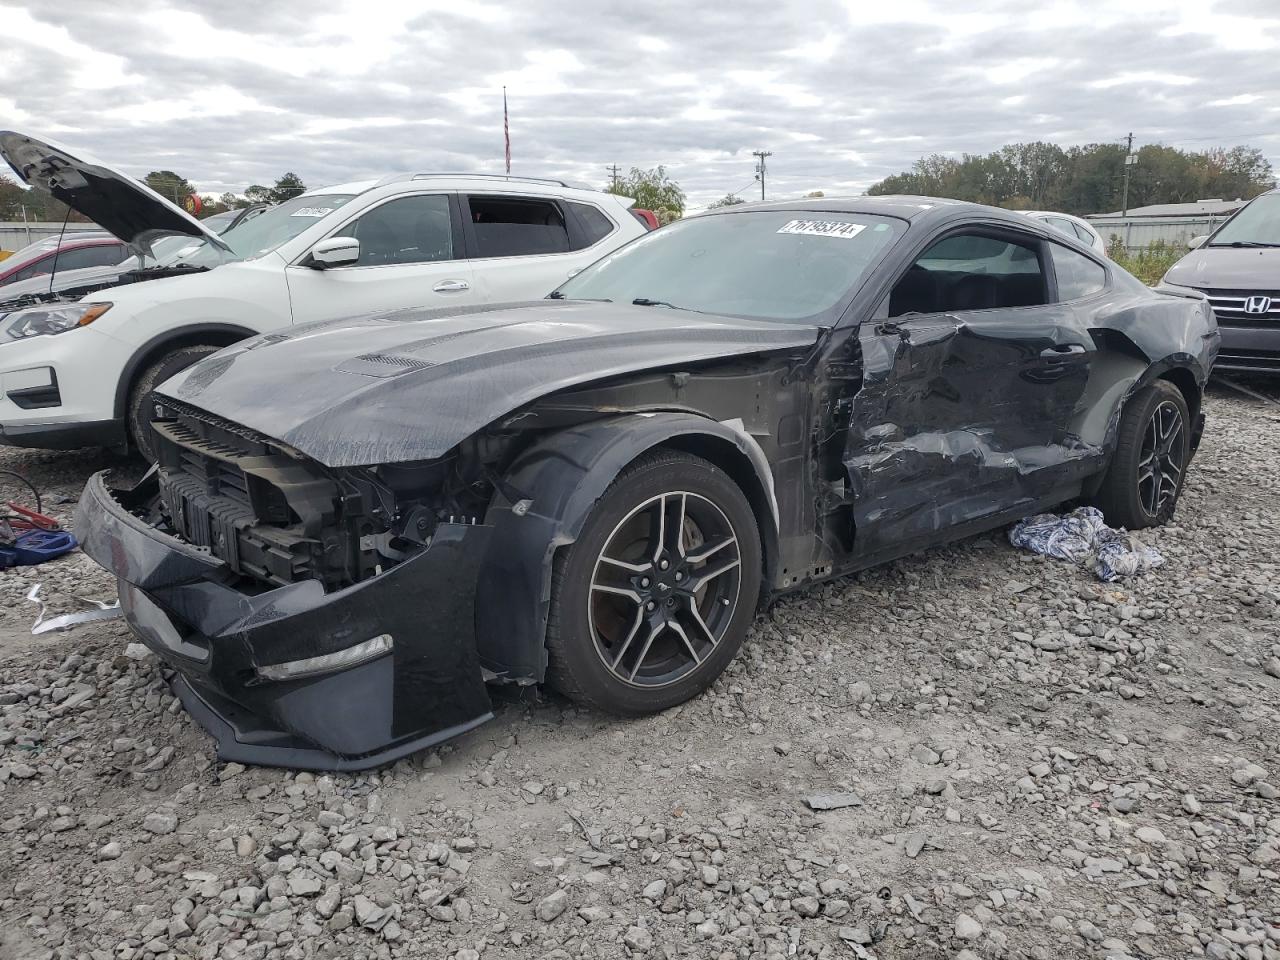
[0,170,308,223]
[867,142,1275,215]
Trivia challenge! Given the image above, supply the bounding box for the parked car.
[1022,210,1107,254]
[0,232,127,287]
[1157,188,1280,373]
[0,130,648,457]
[0,203,272,303]
[630,208,660,230]
[76,196,1218,770]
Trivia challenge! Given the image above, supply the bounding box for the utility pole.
[1120,132,1135,216]
[607,164,621,192]
[752,150,772,201]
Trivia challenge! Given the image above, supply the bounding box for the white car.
[0,130,649,457]
[1022,210,1108,255]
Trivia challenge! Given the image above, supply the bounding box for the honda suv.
[1158,189,1280,373]
[0,130,649,456]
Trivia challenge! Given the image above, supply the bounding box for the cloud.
[0,0,1277,210]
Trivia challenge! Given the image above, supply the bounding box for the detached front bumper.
[75,471,495,771]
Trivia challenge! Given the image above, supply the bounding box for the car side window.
[1049,243,1107,301]
[888,232,1048,317]
[1042,216,1077,239]
[1071,221,1096,245]
[56,244,127,270]
[467,196,571,257]
[343,195,454,267]
[566,201,616,248]
[10,257,53,282]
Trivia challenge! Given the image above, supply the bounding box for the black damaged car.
[76,197,1219,770]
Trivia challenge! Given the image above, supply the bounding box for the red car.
[0,234,128,287]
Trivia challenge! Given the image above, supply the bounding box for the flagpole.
[503,86,511,178]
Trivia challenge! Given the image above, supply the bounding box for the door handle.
[433,279,470,293]
[1040,343,1086,358]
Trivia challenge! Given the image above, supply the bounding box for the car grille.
[1198,289,1280,325]
[151,400,339,587]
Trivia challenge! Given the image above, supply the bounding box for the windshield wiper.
[632,297,681,309]
[546,292,612,302]
[1209,241,1280,248]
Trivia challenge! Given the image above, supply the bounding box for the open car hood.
[158,300,821,467]
[0,130,230,255]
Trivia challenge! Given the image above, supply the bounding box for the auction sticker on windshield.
[777,219,866,239]
[290,207,335,218]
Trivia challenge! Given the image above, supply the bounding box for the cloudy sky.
[2,0,1278,210]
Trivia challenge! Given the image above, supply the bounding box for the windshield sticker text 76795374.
[776,219,866,239]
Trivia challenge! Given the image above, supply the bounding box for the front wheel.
[545,450,763,715]
[127,344,221,461]
[1092,380,1191,529]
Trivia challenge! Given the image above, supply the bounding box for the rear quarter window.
[1049,243,1107,301]
[567,201,617,248]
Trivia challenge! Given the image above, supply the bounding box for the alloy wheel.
[1137,400,1184,517]
[588,491,742,688]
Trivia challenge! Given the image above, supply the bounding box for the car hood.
[159,301,821,467]
[0,130,230,256]
[1164,246,1280,290]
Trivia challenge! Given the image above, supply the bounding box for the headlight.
[5,302,112,340]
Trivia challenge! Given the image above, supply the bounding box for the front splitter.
[171,674,494,773]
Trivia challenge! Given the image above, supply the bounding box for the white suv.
[0,131,649,457]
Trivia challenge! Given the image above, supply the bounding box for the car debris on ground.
[1009,506,1166,582]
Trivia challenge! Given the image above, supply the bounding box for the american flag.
[503,87,511,174]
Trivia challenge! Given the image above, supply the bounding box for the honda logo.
[1244,295,1273,315]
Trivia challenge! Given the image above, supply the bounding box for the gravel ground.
[1,383,1278,960]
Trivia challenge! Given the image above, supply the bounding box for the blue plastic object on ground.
[0,529,78,568]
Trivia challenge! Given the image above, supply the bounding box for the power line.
[607,164,621,191]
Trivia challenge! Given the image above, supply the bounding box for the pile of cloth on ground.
[1009,506,1164,582]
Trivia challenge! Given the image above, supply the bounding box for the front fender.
[474,412,778,683]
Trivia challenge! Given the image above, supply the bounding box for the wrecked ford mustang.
[75,197,1219,770]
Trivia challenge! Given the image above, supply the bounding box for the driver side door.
[844,226,1096,560]
[284,193,477,325]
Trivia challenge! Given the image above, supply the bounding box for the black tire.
[546,449,762,715]
[127,344,221,461]
[1092,380,1191,529]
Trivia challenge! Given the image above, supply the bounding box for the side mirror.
[1188,235,1207,250]
[308,236,360,269]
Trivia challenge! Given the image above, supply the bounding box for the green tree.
[867,141,1275,215]
[708,193,746,209]
[244,184,273,204]
[605,166,685,218]
[271,172,306,202]
[144,170,197,204]
[218,191,251,210]
[245,173,308,205]
[0,174,74,223]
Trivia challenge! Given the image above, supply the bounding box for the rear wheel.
[127,344,221,461]
[546,450,762,715]
[1093,380,1191,529]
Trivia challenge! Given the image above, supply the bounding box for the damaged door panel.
[844,303,1100,559]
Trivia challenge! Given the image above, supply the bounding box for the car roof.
[689,195,1057,225]
[300,174,617,202]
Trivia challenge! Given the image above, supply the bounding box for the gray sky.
[2,0,1278,210]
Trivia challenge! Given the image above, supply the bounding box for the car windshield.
[127,193,357,269]
[1209,194,1280,247]
[555,210,904,322]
